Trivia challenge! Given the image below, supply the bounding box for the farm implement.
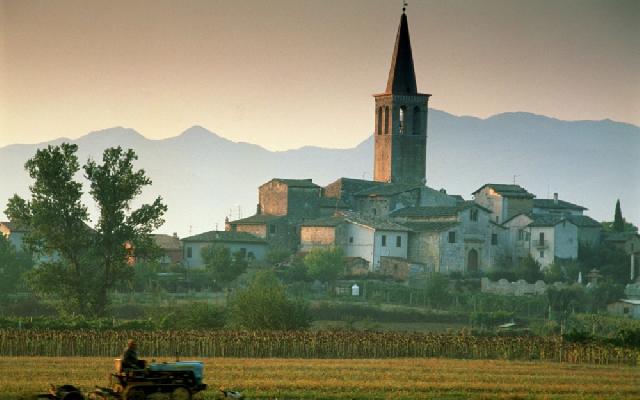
[39,358,209,400]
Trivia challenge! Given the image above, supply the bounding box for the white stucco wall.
[553,221,579,260]
[183,241,267,268]
[344,223,375,268]
[373,230,408,268]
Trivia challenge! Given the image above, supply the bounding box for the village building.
[181,230,268,268]
[0,221,28,252]
[607,299,640,320]
[150,233,183,265]
[472,184,535,224]
[300,212,409,272]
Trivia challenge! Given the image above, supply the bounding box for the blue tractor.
[89,358,208,400]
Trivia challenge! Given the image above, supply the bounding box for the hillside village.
[2,10,639,318]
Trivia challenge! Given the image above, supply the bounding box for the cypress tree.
[613,199,624,232]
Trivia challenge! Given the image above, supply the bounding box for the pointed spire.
[385,12,417,95]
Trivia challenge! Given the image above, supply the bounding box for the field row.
[2,357,639,399]
[1,330,638,365]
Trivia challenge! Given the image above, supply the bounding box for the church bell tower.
[373,10,430,185]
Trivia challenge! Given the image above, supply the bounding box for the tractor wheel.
[123,388,146,400]
[170,387,191,400]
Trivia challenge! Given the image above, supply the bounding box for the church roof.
[386,13,418,95]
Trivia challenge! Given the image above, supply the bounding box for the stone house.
[225,214,296,251]
[532,193,586,217]
[258,178,322,219]
[607,299,640,319]
[150,233,182,264]
[527,215,579,268]
[390,202,506,273]
[299,213,409,272]
[181,230,268,268]
[472,184,535,224]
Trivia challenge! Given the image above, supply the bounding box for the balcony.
[533,240,549,248]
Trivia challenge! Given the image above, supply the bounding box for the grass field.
[1,357,639,400]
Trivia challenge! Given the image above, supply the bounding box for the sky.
[1,0,639,150]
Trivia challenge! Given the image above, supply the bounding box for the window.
[448,231,456,243]
[376,107,383,135]
[381,235,387,247]
[518,230,524,241]
[396,235,402,247]
[384,106,390,134]
[412,106,421,135]
[269,225,276,234]
[372,208,377,216]
[470,209,478,221]
[539,251,544,258]
[399,106,406,134]
[539,232,545,242]
[186,247,192,258]
[349,236,353,244]
[491,233,498,245]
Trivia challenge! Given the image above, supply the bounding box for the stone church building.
[218,10,600,278]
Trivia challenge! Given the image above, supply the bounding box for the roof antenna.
[403,1,407,14]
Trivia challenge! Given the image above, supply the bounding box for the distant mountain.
[1,110,638,237]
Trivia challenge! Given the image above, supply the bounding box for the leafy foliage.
[202,244,248,284]
[0,235,33,300]
[304,246,344,285]
[5,144,166,316]
[229,271,311,330]
[517,255,544,283]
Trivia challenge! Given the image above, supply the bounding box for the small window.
[539,251,544,258]
[624,307,630,314]
[396,235,402,247]
[448,231,456,244]
[491,234,498,245]
[518,230,524,241]
[470,209,478,221]
[372,208,377,216]
[349,236,354,244]
[269,225,276,234]
[381,235,387,247]
[187,247,192,258]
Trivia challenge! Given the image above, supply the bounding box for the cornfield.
[1,329,638,365]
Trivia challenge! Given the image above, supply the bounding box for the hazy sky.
[1,0,638,150]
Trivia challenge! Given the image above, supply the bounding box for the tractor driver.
[122,339,144,370]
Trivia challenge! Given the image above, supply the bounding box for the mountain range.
[1,109,638,237]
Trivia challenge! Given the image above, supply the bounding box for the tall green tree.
[613,199,625,232]
[229,270,311,330]
[5,144,166,316]
[304,246,344,287]
[0,234,33,301]
[202,245,247,284]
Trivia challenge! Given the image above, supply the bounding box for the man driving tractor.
[121,339,144,370]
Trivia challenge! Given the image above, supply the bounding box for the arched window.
[468,249,479,272]
[384,106,390,134]
[376,107,383,135]
[399,106,406,134]
[413,106,421,135]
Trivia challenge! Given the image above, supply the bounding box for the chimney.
[256,203,262,215]
[172,232,178,238]
[553,193,558,204]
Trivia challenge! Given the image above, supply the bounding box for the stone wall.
[481,277,547,296]
[300,226,337,251]
[259,181,288,216]
[287,186,322,219]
